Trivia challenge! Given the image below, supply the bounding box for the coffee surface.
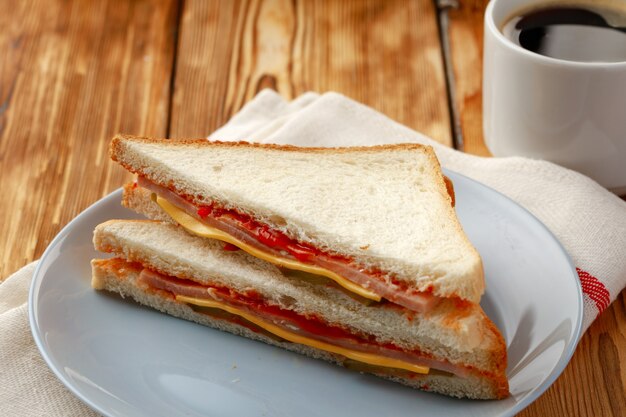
[502,5,626,63]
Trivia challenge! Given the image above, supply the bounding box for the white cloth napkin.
[2,90,626,416]
[0,262,100,416]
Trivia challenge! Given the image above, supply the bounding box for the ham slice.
[137,177,442,313]
[138,268,470,378]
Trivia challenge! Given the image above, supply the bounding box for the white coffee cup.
[483,0,626,193]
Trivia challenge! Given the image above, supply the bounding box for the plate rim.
[28,170,583,417]
[29,189,126,416]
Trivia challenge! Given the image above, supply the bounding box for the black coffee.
[502,3,626,63]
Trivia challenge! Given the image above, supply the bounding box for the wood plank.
[446,0,490,155]
[0,0,179,279]
[446,1,626,415]
[169,0,452,145]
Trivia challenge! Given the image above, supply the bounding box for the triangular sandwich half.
[92,220,508,399]
[110,135,484,315]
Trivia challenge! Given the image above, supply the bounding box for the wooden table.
[1,0,624,415]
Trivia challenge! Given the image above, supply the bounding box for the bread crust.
[111,133,440,155]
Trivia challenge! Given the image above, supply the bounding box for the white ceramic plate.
[29,171,582,417]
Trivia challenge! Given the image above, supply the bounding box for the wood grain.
[446,0,490,155]
[169,0,452,145]
[0,0,179,279]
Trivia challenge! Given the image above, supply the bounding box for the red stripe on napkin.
[576,268,610,313]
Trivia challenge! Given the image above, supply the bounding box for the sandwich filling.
[137,177,448,314]
[102,259,479,378]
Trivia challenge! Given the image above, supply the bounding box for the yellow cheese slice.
[155,196,381,302]
[176,294,429,375]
